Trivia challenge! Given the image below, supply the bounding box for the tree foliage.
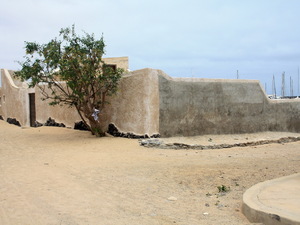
[15,25,124,136]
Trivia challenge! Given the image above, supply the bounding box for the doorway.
[29,93,36,127]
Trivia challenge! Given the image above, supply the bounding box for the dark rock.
[108,123,120,136]
[107,123,158,139]
[151,134,161,138]
[6,118,21,127]
[34,121,43,127]
[0,115,3,120]
[74,121,90,131]
[44,117,65,127]
[269,214,281,221]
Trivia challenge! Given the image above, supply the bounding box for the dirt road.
[0,120,299,225]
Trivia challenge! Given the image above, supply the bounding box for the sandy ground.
[0,120,300,225]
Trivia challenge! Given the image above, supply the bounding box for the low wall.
[0,69,30,126]
[158,72,300,137]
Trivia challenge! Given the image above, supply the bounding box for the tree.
[15,25,124,137]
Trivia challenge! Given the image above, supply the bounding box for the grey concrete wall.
[158,72,300,137]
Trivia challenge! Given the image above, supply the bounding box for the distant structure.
[281,72,285,98]
[272,74,276,99]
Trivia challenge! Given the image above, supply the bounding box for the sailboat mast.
[281,72,285,98]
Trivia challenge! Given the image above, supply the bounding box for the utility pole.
[237,70,239,79]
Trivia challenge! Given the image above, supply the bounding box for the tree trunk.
[80,105,108,137]
[88,118,106,137]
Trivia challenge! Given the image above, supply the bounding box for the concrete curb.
[242,173,300,225]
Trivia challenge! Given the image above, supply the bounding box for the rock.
[140,139,164,147]
[0,115,3,120]
[34,121,43,127]
[270,214,281,221]
[151,134,161,138]
[203,212,209,215]
[108,123,119,136]
[44,117,65,127]
[173,143,191,149]
[167,196,177,201]
[108,123,157,139]
[217,204,225,209]
[74,121,90,131]
[6,118,21,127]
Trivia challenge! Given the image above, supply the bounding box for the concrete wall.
[1,66,300,137]
[34,68,160,136]
[104,68,159,135]
[158,72,300,137]
[0,67,159,136]
[0,69,30,126]
[34,85,82,127]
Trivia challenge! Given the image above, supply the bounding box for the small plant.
[217,185,230,193]
[206,192,212,197]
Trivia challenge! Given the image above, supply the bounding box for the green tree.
[15,25,123,137]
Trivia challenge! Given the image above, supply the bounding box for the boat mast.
[281,72,285,98]
[272,74,276,99]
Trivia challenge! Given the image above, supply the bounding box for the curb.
[242,173,300,225]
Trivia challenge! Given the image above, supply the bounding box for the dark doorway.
[29,93,36,127]
[104,64,117,71]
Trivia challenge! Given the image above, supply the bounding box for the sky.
[1,0,300,95]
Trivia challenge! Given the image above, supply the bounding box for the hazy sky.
[1,0,300,94]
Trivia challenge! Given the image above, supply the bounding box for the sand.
[0,120,299,225]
